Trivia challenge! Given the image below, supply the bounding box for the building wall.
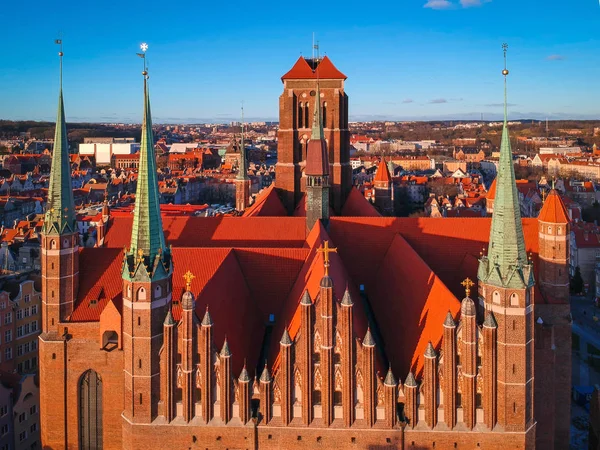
[276,76,351,214]
[12,374,39,450]
[13,281,41,374]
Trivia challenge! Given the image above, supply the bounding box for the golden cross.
[136,248,144,263]
[317,240,338,276]
[461,278,474,298]
[183,270,195,292]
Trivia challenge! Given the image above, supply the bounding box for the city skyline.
[1,0,599,123]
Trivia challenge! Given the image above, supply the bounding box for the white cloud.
[424,0,453,9]
[402,99,414,104]
[546,54,566,61]
[429,98,448,104]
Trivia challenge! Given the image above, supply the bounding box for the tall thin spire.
[123,44,171,281]
[44,38,76,235]
[478,43,533,289]
[236,103,248,181]
[311,75,324,141]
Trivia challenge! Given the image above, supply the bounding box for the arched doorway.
[79,369,103,449]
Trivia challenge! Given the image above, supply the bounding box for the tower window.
[138,359,142,369]
[138,317,141,326]
[298,102,304,128]
[304,104,309,128]
[140,393,143,404]
[493,291,501,304]
[322,102,327,127]
[334,390,342,406]
[313,390,322,405]
[510,293,519,306]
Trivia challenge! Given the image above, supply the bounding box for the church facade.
[39,56,571,450]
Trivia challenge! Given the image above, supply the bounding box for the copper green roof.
[44,56,75,235]
[311,83,324,140]
[478,61,533,290]
[123,75,172,282]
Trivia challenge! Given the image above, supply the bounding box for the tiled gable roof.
[281,56,347,80]
[242,184,287,217]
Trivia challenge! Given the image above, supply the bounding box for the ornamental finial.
[137,42,149,77]
[183,270,195,292]
[502,43,509,76]
[317,240,338,277]
[461,278,474,298]
[136,248,144,263]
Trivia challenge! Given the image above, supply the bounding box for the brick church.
[39,52,571,449]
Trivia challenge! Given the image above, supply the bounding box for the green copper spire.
[44,41,76,235]
[311,79,324,140]
[123,49,171,282]
[478,44,533,290]
[236,104,249,181]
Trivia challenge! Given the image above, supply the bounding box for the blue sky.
[1,0,599,123]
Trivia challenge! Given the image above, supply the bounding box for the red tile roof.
[340,188,381,217]
[538,190,570,223]
[487,178,497,200]
[281,56,347,81]
[373,159,391,183]
[242,184,288,217]
[368,234,461,377]
[104,216,307,248]
[328,217,544,304]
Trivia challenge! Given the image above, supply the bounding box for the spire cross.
[461,278,474,298]
[183,270,195,292]
[137,42,148,76]
[502,43,509,124]
[317,240,337,276]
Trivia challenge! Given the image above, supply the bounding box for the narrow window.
[298,103,303,128]
[322,102,327,127]
[138,317,141,326]
[139,393,142,404]
[138,359,142,369]
[304,104,309,128]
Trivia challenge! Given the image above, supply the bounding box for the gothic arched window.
[510,293,519,306]
[304,103,309,128]
[79,370,103,449]
[322,102,327,128]
[137,287,146,301]
[493,291,501,304]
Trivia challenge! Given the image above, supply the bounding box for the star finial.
[183,270,195,292]
[461,278,474,298]
[317,240,338,277]
[136,248,144,263]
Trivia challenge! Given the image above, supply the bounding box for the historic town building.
[39,53,570,449]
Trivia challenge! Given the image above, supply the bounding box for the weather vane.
[502,43,509,77]
[137,42,149,77]
[55,37,64,89]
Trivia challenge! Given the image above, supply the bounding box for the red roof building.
[38,55,570,450]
